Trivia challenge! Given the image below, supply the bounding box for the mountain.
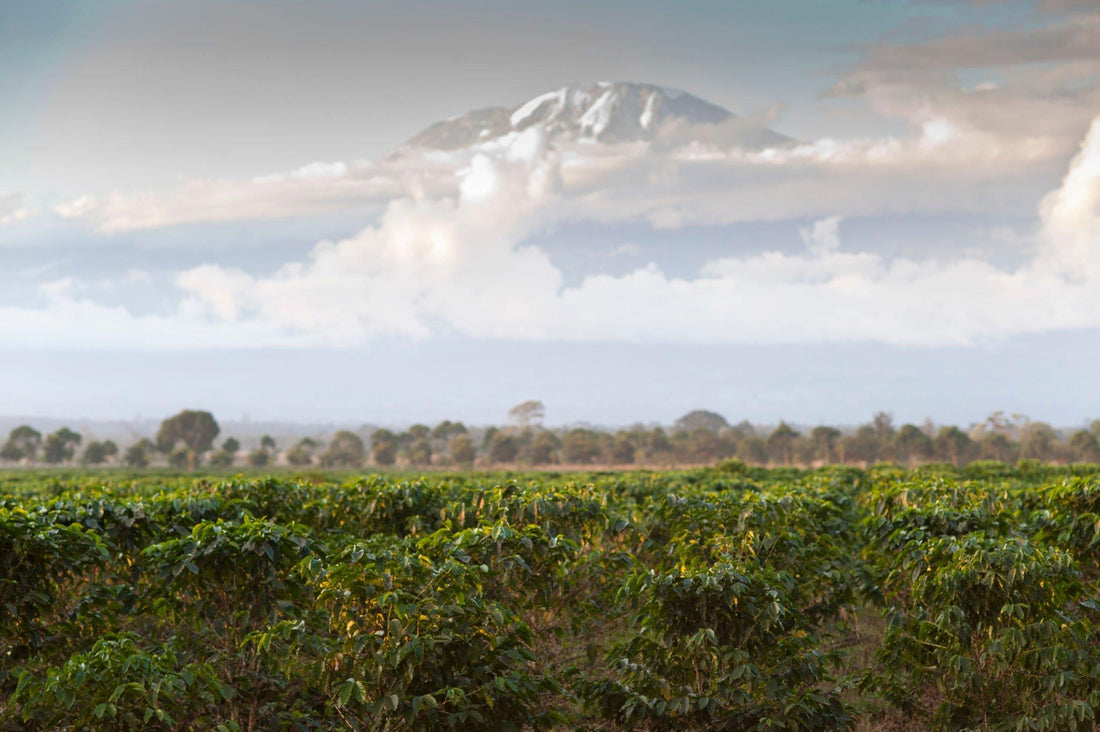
[402,81,791,150]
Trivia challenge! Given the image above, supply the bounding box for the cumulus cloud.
[159,114,1100,348]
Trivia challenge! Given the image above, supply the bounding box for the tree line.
[3,406,1099,470]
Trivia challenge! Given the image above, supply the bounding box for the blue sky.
[3,0,1100,426]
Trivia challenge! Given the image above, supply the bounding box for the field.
[4,463,1100,730]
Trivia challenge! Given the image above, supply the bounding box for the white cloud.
[158,114,1100,348]
[12,108,1100,351]
[0,193,31,225]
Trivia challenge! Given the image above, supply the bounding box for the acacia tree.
[508,400,546,429]
[155,410,220,470]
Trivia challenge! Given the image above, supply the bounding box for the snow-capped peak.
[403,82,788,150]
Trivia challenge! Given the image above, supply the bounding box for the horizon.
[5,1,1100,423]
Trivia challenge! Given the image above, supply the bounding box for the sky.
[3,0,1100,427]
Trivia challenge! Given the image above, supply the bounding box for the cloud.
[828,13,1100,165]
[0,194,31,225]
[159,114,1100,348]
[54,160,407,233]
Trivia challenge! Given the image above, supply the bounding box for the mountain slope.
[403,81,791,150]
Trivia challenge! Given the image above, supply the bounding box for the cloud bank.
[147,114,1100,348]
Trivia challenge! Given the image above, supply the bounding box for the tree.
[766,422,799,465]
[207,449,235,467]
[846,426,879,463]
[81,440,117,466]
[406,424,431,441]
[42,428,82,465]
[432,421,467,441]
[124,438,155,468]
[872,411,895,441]
[222,437,241,454]
[673,410,729,433]
[561,429,603,465]
[1069,430,1100,463]
[1019,422,1059,462]
[892,424,933,465]
[286,438,318,466]
[508,400,545,428]
[449,434,476,466]
[321,431,366,468]
[407,439,432,467]
[246,449,270,467]
[934,426,973,466]
[156,410,220,470]
[370,429,396,467]
[979,431,1016,463]
[1,425,42,462]
[487,432,519,464]
[606,434,636,465]
[810,426,841,463]
[522,430,560,466]
[260,435,277,452]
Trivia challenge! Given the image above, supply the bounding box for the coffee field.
[4,463,1100,730]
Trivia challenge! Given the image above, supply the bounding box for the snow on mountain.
[403,82,790,151]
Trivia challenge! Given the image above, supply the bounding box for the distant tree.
[432,420,467,441]
[286,438,318,466]
[402,424,428,442]
[1,425,42,462]
[81,440,114,466]
[840,425,879,464]
[810,426,841,463]
[766,422,800,465]
[449,434,476,466]
[673,410,729,433]
[372,442,396,467]
[407,438,432,467]
[487,432,519,464]
[508,400,546,428]
[168,446,190,469]
[642,428,673,464]
[156,410,219,470]
[207,449,234,467]
[322,430,367,468]
[934,426,974,466]
[606,433,636,465]
[1069,430,1100,463]
[561,429,603,465]
[260,435,276,452]
[522,430,561,466]
[892,424,933,465]
[43,427,82,465]
[674,428,724,464]
[246,449,270,467]
[979,431,1016,463]
[1019,422,1059,462]
[736,435,769,465]
[124,438,155,468]
[370,429,396,467]
[209,436,239,466]
[872,411,895,441]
